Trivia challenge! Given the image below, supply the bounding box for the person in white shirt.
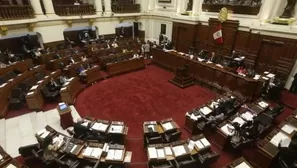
[81,56,87,62]
[74,0,80,5]
[69,57,75,64]
[133,53,139,59]
[111,41,118,48]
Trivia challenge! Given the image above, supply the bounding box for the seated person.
[246,66,256,77]
[133,53,139,59]
[42,135,58,161]
[231,50,237,59]
[74,0,80,5]
[7,51,17,64]
[58,76,68,85]
[224,96,236,110]
[198,49,207,60]
[81,56,87,62]
[111,41,118,48]
[152,41,157,48]
[34,49,42,58]
[237,66,247,75]
[77,65,87,76]
[47,78,60,92]
[53,53,61,59]
[106,41,111,49]
[278,134,297,167]
[73,118,91,138]
[240,117,259,139]
[69,56,75,64]
[208,52,217,63]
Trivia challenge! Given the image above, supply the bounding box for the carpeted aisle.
[75,65,217,167]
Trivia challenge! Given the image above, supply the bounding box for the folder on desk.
[200,107,212,115]
[200,138,211,147]
[92,123,109,132]
[188,140,195,151]
[172,145,186,157]
[83,147,103,159]
[220,124,235,136]
[30,85,38,90]
[109,125,123,133]
[232,117,246,127]
[258,101,268,109]
[235,161,251,168]
[281,124,295,134]
[148,147,157,159]
[162,122,174,131]
[164,147,173,156]
[241,111,254,121]
[106,149,124,161]
[270,132,289,147]
[5,164,17,168]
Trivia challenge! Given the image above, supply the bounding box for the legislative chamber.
[0,0,297,168]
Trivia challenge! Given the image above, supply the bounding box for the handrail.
[111,4,140,13]
[0,5,34,20]
[54,4,95,16]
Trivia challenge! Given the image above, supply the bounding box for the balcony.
[54,4,95,16]
[0,5,34,20]
[111,4,140,13]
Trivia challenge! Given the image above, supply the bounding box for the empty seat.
[9,88,25,110]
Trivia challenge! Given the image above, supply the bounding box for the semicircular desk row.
[0,41,146,118]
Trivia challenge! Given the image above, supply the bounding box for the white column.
[259,0,282,22]
[104,0,112,14]
[30,0,44,17]
[149,0,155,12]
[141,0,149,13]
[42,0,57,16]
[192,0,202,16]
[176,0,183,14]
[94,0,103,15]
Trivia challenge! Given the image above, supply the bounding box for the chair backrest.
[18,82,30,92]
[177,156,196,168]
[169,131,182,142]
[11,88,23,98]
[149,135,163,144]
[35,72,44,81]
[6,71,17,79]
[203,152,220,165]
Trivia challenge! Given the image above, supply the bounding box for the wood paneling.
[172,22,197,53]
[172,19,297,84]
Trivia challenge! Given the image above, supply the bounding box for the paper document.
[235,162,251,168]
[262,77,269,80]
[190,113,201,121]
[188,140,195,150]
[258,101,268,108]
[61,87,66,91]
[201,107,212,115]
[40,131,50,138]
[92,123,109,132]
[270,132,289,147]
[0,83,7,88]
[83,147,93,157]
[0,154,3,160]
[164,147,172,155]
[106,149,115,160]
[148,147,157,159]
[220,124,235,136]
[162,122,174,131]
[241,112,254,121]
[109,125,123,133]
[114,149,123,160]
[267,73,275,78]
[6,164,17,168]
[232,117,246,127]
[156,149,165,158]
[194,140,204,149]
[70,145,77,153]
[264,71,269,74]
[280,138,291,148]
[281,124,295,134]
[200,138,211,147]
[172,145,186,157]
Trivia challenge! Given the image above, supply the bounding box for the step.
[18,113,37,147]
[0,119,6,150]
[5,117,21,158]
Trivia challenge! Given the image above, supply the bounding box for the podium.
[169,66,194,88]
[57,103,73,129]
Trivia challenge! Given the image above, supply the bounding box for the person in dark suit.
[47,78,60,92]
[209,52,216,63]
[54,53,61,59]
[73,118,91,139]
[278,134,297,167]
[290,73,297,93]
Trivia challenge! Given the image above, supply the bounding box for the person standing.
[144,41,150,59]
[290,73,297,93]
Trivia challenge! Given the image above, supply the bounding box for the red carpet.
[281,90,297,109]
[10,65,296,168]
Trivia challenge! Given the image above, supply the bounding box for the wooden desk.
[60,77,84,104]
[35,126,132,166]
[63,61,89,78]
[0,65,46,118]
[224,157,253,168]
[47,53,84,71]
[26,70,61,110]
[85,66,102,85]
[152,48,263,101]
[106,57,145,76]
[0,61,28,76]
[0,146,28,168]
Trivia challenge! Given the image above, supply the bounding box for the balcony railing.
[0,5,34,20]
[111,4,140,13]
[54,4,95,16]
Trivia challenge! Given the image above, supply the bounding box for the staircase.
[0,105,81,158]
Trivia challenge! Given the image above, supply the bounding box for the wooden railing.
[111,4,140,13]
[0,5,34,20]
[54,4,95,16]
